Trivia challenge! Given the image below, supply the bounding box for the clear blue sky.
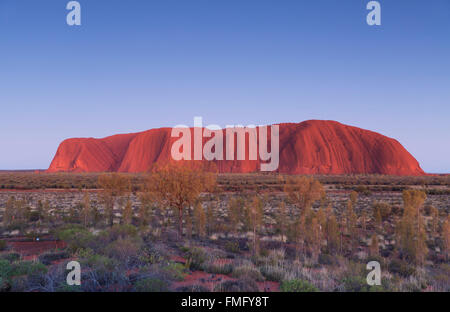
[0,0,449,172]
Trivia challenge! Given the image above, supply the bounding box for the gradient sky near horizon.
[0,0,449,172]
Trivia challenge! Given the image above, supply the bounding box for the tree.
[276,200,289,241]
[36,200,44,222]
[373,201,392,221]
[145,163,217,236]
[350,190,358,207]
[247,196,264,256]
[122,199,133,225]
[42,200,51,223]
[429,205,439,236]
[91,203,101,226]
[284,176,324,256]
[316,207,326,231]
[398,190,428,265]
[369,234,379,257]
[284,176,325,214]
[443,216,450,261]
[205,203,215,235]
[15,199,27,222]
[185,208,193,239]
[325,207,339,254]
[361,210,367,232]
[309,216,322,262]
[138,192,154,227]
[228,197,244,235]
[374,208,382,232]
[81,193,91,227]
[98,173,131,226]
[3,196,15,226]
[193,202,206,238]
[345,200,358,254]
[346,200,357,235]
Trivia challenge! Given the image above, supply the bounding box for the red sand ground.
[171,271,279,292]
[48,120,424,175]
[5,238,66,261]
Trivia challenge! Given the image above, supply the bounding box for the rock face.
[48,120,425,175]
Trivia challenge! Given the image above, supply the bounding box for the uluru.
[47,120,425,176]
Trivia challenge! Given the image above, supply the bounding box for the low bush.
[134,278,169,292]
[0,276,11,292]
[0,259,48,292]
[341,275,369,292]
[214,277,259,292]
[185,247,207,270]
[318,253,336,266]
[0,240,7,251]
[100,224,139,243]
[0,260,12,281]
[162,262,187,281]
[104,237,142,263]
[56,225,95,252]
[38,251,70,265]
[9,261,48,278]
[175,284,209,292]
[56,284,83,292]
[340,275,386,292]
[231,264,264,282]
[224,241,240,254]
[280,279,318,292]
[202,261,233,275]
[79,249,118,272]
[0,253,20,263]
[388,259,415,277]
[260,265,286,282]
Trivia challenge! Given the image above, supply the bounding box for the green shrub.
[80,251,117,272]
[10,261,48,278]
[224,241,240,254]
[56,225,95,252]
[0,259,47,292]
[388,259,415,277]
[163,262,187,281]
[340,274,386,292]
[341,275,369,292]
[185,247,207,270]
[0,260,12,280]
[280,279,318,292]
[0,253,20,263]
[0,240,6,251]
[134,278,169,292]
[38,251,70,265]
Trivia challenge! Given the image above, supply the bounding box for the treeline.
[0,171,449,191]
